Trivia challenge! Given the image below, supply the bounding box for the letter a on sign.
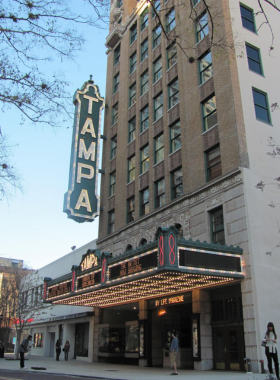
[63,78,105,223]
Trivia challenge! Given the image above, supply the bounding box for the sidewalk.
[0,354,269,380]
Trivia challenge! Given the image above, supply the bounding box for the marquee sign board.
[64,78,105,223]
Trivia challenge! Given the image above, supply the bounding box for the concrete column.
[139,300,147,367]
[93,307,102,362]
[192,289,213,371]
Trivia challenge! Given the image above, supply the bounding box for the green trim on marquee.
[64,78,105,223]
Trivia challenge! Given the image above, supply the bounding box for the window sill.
[111,121,118,128]
[127,138,136,146]
[152,77,162,87]
[195,35,209,46]
[109,156,116,162]
[153,159,164,168]
[126,179,135,186]
[138,170,149,178]
[168,147,181,156]
[130,38,137,46]
[139,127,149,136]
[140,57,148,65]
[112,89,119,96]
[166,61,177,73]
[129,68,137,76]
[152,116,163,125]
[167,101,179,113]
[128,102,136,111]
[141,26,148,33]
[108,194,115,200]
[255,118,273,126]
[139,90,148,99]
[199,75,213,87]
[202,123,218,135]
[152,43,161,52]
[113,61,120,68]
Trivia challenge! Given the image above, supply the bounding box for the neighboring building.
[22,241,96,361]
[44,0,280,373]
[0,258,32,349]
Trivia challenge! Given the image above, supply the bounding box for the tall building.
[44,0,280,372]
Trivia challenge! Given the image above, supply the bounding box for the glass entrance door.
[213,326,245,371]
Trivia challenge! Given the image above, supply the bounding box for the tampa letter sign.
[64,78,105,222]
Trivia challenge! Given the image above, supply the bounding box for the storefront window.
[75,322,89,357]
[34,333,44,347]
[125,322,139,353]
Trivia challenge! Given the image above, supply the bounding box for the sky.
[0,13,109,270]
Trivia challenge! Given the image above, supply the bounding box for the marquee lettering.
[83,95,98,114]
[79,139,96,161]
[77,163,94,183]
[75,189,92,212]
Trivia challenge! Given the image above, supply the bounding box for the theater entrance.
[213,325,245,371]
[147,297,193,368]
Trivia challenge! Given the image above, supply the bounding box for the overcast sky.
[0,21,108,270]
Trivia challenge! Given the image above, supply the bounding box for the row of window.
[109,201,225,247]
[240,3,271,124]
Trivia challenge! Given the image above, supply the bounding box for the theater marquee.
[63,77,105,223]
[43,227,244,308]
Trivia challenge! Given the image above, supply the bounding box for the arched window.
[126,244,133,252]
[175,223,183,239]
[139,238,147,247]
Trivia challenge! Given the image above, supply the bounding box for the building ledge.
[106,25,125,49]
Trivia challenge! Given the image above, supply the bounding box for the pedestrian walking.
[19,335,32,369]
[169,330,178,375]
[263,322,279,380]
[63,340,70,361]
[56,339,62,361]
[0,341,5,358]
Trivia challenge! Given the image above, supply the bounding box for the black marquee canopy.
[43,227,244,308]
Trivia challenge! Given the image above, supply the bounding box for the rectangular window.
[130,22,137,44]
[193,0,201,5]
[129,83,136,107]
[155,133,164,163]
[127,196,135,223]
[246,44,263,75]
[108,210,115,234]
[128,155,135,182]
[166,8,175,33]
[109,171,116,196]
[113,72,120,93]
[112,103,118,125]
[171,168,183,199]
[206,145,222,181]
[155,178,165,208]
[141,105,149,132]
[252,88,271,123]
[130,51,137,74]
[168,78,179,108]
[114,44,121,65]
[153,56,162,83]
[167,43,177,69]
[141,38,149,61]
[170,120,181,152]
[141,8,149,31]
[140,188,149,216]
[153,25,161,48]
[141,70,149,95]
[152,0,160,17]
[154,93,163,121]
[140,145,149,173]
[34,333,44,348]
[240,4,256,33]
[128,117,136,143]
[202,95,217,131]
[111,136,117,159]
[196,13,209,42]
[199,51,213,84]
[211,206,225,245]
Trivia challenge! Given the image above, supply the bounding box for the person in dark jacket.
[169,331,179,375]
[263,322,279,380]
[19,335,32,369]
[55,339,62,361]
[0,341,5,358]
